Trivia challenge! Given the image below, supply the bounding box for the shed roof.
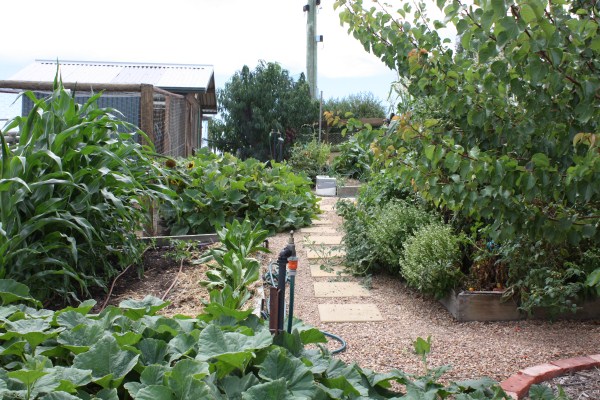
[10,60,215,94]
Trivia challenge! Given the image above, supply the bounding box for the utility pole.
[304,0,321,100]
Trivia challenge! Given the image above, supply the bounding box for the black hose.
[322,330,347,355]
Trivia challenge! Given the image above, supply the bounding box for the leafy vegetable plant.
[161,149,319,235]
[198,219,269,309]
[0,280,510,399]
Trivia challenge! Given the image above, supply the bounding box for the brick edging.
[500,354,600,399]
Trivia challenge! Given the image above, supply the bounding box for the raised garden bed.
[440,289,600,322]
[337,184,361,197]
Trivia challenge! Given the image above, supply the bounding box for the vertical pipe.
[287,275,296,333]
[286,255,298,333]
[306,0,318,99]
[277,253,287,333]
[318,90,323,143]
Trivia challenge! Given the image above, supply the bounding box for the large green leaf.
[136,385,174,400]
[257,348,317,398]
[2,318,56,348]
[138,338,169,366]
[168,359,211,400]
[57,324,106,354]
[220,374,260,399]
[33,366,93,396]
[0,280,40,306]
[196,324,272,369]
[241,378,294,400]
[40,392,82,400]
[119,296,170,320]
[72,335,139,389]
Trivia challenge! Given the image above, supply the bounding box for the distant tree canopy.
[209,61,319,161]
[323,92,387,119]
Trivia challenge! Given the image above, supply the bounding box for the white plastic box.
[315,175,336,196]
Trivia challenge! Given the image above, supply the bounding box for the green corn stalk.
[0,78,174,304]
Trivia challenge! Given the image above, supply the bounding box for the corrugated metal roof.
[10,60,214,93]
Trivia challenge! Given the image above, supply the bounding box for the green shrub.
[503,239,600,316]
[400,223,464,298]
[367,200,437,274]
[336,200,379,275]
[161,149,319,234]
[331,134,373,180]
[0,81,169,304]
[358,173,413,211]
[287,138,331,182]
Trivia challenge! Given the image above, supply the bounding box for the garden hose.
[322,331,347,355]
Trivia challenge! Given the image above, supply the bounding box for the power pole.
[304,0,321,100]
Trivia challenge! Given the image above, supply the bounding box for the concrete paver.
[311,219,333,226]
[305,235,343,245]
[313,282,371,297]
[318,304,383,322]
[300,226,339,234]
[309,264,349,277]
[306,248,345,259]
[319,204,335,212]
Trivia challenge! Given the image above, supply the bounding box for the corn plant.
[0,78,173,304]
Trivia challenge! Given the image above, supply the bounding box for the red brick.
[500,373,537,399]
[588,354,600,363]
[519,363,563,384]
[550,356,600,373]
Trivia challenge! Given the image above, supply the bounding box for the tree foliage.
[323,92,387,119]
[334,0,600,244]
[209,61,319,161]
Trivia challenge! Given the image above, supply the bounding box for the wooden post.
[140,84,158,236]
[140,84,154,147]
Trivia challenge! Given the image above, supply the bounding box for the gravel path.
[265,196,600,383]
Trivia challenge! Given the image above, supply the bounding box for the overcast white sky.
[0,0,404,109]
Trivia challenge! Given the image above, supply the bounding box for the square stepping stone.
[300,226,338,234]
[311,219,332,226]
[320,204,335,212]
[306,248,345,260]
[305,235,343,245]
[313,282,371,297]
[319,304,383,322]
[309,264,349,277]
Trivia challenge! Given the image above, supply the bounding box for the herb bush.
[287,138,331,183]
[336,200,379,275]
[0,81,170,304]
[400,223,465,298]
[161,149,319,235]
[0,281,508,399]
[367,200,438,275]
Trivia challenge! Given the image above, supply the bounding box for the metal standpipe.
[274,231,295,333]
[286,255,298,334]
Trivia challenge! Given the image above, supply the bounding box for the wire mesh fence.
[0,83,194,158]
[152,93,187,157]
